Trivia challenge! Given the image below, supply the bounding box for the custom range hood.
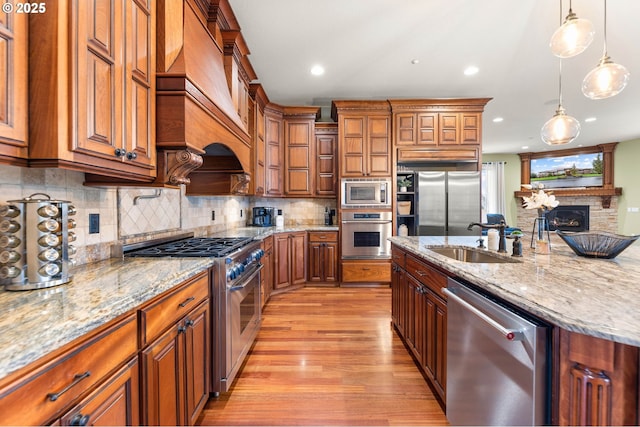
[155,0,254,194]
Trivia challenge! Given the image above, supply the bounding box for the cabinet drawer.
[391,246,406,269]
[0,315,137,426]
[308,231,338,243]
[262,235,273,251]
[406,254,447,299]
[342,261,391,283]
[139,271,209,346]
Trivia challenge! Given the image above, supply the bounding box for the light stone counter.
[0,257,212,381]
[389,235,640,347]
[216,225,339,240]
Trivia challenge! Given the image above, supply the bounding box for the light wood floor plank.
[197,287,449,426]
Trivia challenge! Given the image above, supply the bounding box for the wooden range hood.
[155,0,254,194]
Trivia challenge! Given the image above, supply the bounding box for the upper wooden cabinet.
[314,123,338,197]
[0,11,28,165]
[264,104,284,197]
[29,0,156,182]
[249,84,268,196]
[390,99,491,166]
[283,107,320,197]
[331,100,392,178]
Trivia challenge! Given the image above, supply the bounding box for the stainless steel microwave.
[341,178,391,208]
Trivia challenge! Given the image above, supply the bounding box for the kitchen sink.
[426,246,520,263]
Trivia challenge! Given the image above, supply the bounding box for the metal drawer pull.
[362,267,370,270]
[47,371,91,402]
[179,296,195,308]
[70,414,90,426]
[442,288,524,341]
[416,270,427,276]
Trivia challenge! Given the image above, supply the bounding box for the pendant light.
[550,0,594,58]
[541,1,580,146]
[582,0,630,99]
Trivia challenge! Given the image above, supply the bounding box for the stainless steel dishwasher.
[443,278,550,426]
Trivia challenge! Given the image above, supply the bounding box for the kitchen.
[1,0,640,425]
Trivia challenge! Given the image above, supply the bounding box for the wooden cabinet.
[249,84,268,195]
[29,0,156,182]
[274,232,307,292]
[390,244,447,403]
[314,123,338,197]
[59,358,139,426]
[390,99,490,167]
[331,100,392,178]
[0,314,138,426]
[140,272,210,426]
[264,104,284,196]
[283,107,320,196]
[341,260,391,283]
[307,231,338,284]
[260,235,274,308]
[0,11,28,164]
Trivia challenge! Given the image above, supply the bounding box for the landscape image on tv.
[530,152,603,189]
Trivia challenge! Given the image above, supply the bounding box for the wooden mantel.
[515,142,622,208]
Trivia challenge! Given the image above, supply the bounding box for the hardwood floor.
[197,287,449,426]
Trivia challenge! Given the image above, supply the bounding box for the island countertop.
[389,235,640,347]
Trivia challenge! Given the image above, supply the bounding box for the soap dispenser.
[275,209,284,228]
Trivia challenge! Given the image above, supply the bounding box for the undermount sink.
[427,246,520,264]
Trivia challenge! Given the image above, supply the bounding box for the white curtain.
[481,162,506,222]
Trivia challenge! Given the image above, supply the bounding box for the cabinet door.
[315,130,337,196]
[260,236,273,308]
[60,358,139,426]
[340,116,366,176]
[75,0,125,158]
[124,0,155,168]
[284,120,314,196]
[391,263,403,331]
[0,11,27,161]
[394,113,416,146]
[184,301,210,426]
[366,116,391,177]
[307,241,323,283]
[290,232,307,285]
[273,234,291,290]
[141,324,184,426]
[322,242,338,282]
[438,113,480,146]
[417,113,438,145]
[265,114,283,196]
[424,291,447,401]
[254,105,266,195]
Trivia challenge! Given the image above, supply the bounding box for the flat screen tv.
[530,152,603,189]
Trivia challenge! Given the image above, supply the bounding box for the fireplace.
[544,205,589,232]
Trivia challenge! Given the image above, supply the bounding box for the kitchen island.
[390,235,640,425]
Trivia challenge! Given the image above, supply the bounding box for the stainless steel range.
[125,233,264,393]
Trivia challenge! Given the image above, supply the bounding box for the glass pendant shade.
[541,107,581,145]
[582,56,630,99]
[550,12,594,58]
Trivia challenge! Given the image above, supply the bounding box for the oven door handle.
[229,264,263,292]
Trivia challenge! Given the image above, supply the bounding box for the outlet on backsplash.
[211,210,216,221]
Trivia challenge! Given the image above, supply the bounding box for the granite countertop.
[0,225,338,382]
[0,257,212,381]
[389,235,640,347]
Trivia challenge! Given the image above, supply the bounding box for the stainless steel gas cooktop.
[124,234,254,258]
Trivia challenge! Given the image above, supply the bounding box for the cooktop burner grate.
[126,237,254,258]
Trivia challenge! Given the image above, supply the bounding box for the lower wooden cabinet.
[390,244,447,403]
[141,298,209,426]
[341,260,391,283]
[260,235,274,308]
[59,357,139,426]
[274,232,307,292]
[307,231,338,284]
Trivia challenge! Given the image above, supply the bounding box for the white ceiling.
[228,0,640,155]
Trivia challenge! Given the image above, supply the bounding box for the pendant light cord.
[558,0,564,109]
[602,0,608,57]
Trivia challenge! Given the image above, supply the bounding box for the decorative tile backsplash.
[0,164,335,266]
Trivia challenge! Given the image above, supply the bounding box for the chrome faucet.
[467,220,507,253]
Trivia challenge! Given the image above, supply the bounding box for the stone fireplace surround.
[516,195,618,235]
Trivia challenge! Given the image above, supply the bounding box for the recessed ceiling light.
[464,66,479,76]
[310,65,325,76]
[522,145,529,150]
[492,117,504,123]
[584,117,597,123]
[411,59,420,65]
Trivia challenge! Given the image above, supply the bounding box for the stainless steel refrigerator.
[417,171,480,236]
